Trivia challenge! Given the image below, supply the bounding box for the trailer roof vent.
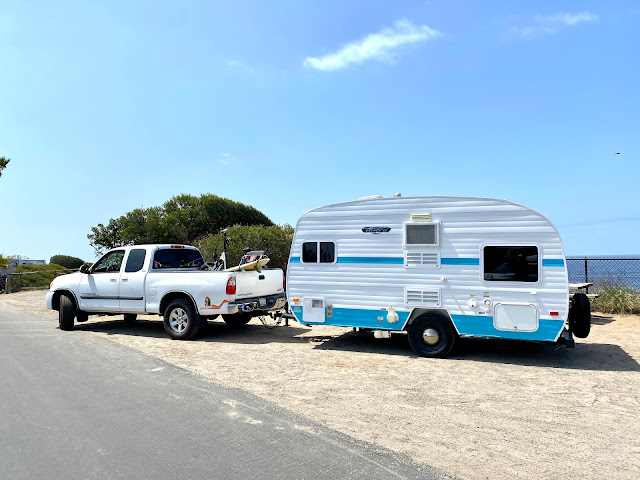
[357,195,383,201]
[410,212,432,222]
[405,251,440,268]
[405,288,441,307]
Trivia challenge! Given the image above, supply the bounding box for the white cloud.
[218,153,231,166]
[303,19,442,72]
[227,60,254,74]
[513,11,598,36]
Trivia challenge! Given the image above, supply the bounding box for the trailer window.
[302,242,335,263]
[483,246,539,282]
[405,222,439,247]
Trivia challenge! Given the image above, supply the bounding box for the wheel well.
[160,292,197,316]
[51,290,78,311]
[405,308,457,332]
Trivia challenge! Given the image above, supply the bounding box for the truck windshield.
[152,249,204,269]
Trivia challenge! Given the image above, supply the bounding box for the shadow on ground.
[73,316,640,373]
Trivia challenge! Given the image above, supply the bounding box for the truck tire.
[59,293,76,331]
[123,313,137,324]
[163,299,199,340]
[222,313,252,328]
[408,313,457,358]
[569,293,591,339]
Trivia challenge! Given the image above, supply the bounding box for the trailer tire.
[123,313,137,324]
[59,293,76,331]
[569,293,591,338]
[408,313,457,358]
[163,299,199,340]
[222,313,252,328]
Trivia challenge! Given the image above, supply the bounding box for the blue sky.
[1,0,638,262]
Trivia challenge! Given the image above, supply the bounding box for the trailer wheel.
[408,313,457,358]
[163,299,199,340]
[569,293,591,338]
[59,293,76,331]
[123,313,137,324]
[222,313,252,328]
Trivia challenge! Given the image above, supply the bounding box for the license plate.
[258,298,267,308]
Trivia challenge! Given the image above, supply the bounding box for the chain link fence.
[1,269,73,294]
[566,257,640,289]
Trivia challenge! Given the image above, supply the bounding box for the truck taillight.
[226,276,236,295]
[283,274,286,291]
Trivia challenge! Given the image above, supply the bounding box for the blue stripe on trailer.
[450,314,565,342]
[289,257,300,263]
[336,257,404,264]
[441,257,480,266]
[290,306,409,330]
[542,259,565,267]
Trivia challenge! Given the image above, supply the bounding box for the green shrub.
[50,255,85,269]
[8,263,72,291]
[591,280,640,315]
[197,224,294,273]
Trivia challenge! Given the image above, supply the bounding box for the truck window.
[152,248,204,269]
[302,242,335,263]
[483,246,539,282]
[125,249,147,273]
[92,250,125,273]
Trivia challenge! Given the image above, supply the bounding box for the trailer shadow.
[312,332,640,373]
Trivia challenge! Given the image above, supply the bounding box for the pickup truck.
[46,244,286,339]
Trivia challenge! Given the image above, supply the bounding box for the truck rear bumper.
[228,293,286,314]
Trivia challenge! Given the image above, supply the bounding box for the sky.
[0,0,638,262]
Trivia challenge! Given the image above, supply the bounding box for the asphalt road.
[0,307,451,480]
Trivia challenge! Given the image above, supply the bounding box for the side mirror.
[80,264,90,274]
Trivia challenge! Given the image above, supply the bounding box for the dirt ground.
[2,291,639,480]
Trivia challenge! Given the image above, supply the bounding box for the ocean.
[566,256,640,289]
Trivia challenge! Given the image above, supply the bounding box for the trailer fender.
[404,308,459,335]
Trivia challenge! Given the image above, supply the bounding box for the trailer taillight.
[226,276,236,295]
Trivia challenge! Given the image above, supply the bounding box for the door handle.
[121,278,128,282]
[110,278,117,282]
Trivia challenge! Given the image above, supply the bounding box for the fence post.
[584,257,588,283]
[4,276,8,294]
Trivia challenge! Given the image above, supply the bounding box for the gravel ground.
[2,290,639,480]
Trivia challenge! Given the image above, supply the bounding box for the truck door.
[79,250,125,312]
[119,248,148,313]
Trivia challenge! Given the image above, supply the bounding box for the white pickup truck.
[46,244,286,339]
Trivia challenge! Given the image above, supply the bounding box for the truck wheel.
[59,293,76,331]
[123,313,137,324]
[163,299,199,340]
[222,313,252,328]
[408,313,457,358]
[569,293,591,338]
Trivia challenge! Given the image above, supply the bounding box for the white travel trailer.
[286,195,591,358]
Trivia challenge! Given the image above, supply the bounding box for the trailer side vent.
[405,251,440,267]
[405,288,441,307]
[410,212,432,222]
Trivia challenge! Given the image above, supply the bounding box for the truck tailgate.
[234,269,283,300]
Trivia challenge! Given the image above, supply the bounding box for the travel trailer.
[286,195,591,358]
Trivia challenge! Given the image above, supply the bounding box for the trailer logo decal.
[362,227,391,234]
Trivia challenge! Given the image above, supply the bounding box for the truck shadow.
[74,318,314,345]
[312,332,640,373]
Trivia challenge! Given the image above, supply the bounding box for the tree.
[0,157,10,179]
[88,193,274,255]
[0,254,12,273]
[197,224,294,273]
[50,255,85,270]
